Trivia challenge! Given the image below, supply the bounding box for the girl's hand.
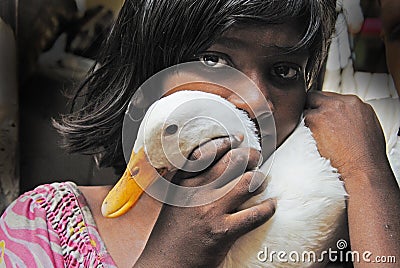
[135,137,276,267]
[304,91,388,180]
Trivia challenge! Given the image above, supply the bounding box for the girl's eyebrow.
[262,45,309,58]
[213,36,308,55]
[213,36,249,50]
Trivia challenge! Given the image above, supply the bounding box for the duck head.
[101,90,260,218]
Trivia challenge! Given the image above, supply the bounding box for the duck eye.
[165,124,178,135]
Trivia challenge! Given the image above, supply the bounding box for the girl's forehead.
[216,21,305,49]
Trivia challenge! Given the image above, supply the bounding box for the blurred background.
[0,0,396,212]
[0,0,124,212]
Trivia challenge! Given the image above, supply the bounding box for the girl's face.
[165,21,309,147]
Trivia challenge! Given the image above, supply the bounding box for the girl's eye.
[199,54,229,68]
[271,64,300,80]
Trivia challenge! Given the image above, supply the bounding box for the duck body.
[221,120,347,267]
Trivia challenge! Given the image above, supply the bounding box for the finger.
[306,90,356,109]
[179,148,261,188]
[201,147,261,187]
[317,91,344,98]
[216,170,267,213]
[305,91,330,109]
[177,135,243,178]
[303,107,320,127]
[190,135,244,161]
[225,198,276,237]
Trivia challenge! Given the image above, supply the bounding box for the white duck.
[102,90,347,267]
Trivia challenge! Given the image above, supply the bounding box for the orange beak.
[101,147,160,218]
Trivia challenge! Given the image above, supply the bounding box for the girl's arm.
[305,91,400,267]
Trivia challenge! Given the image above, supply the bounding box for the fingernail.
[249,171,266,193]
[269,198,278,207]
[233,134,244,142]
[257,154,263,167]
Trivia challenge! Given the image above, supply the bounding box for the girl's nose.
[227,69,275,119]
[226,90,273,120]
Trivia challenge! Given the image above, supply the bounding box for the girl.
[1,0,399,267]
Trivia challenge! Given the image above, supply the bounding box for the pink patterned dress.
[0,182,117,267]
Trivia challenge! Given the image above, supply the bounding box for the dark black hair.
[54,0,337,175]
